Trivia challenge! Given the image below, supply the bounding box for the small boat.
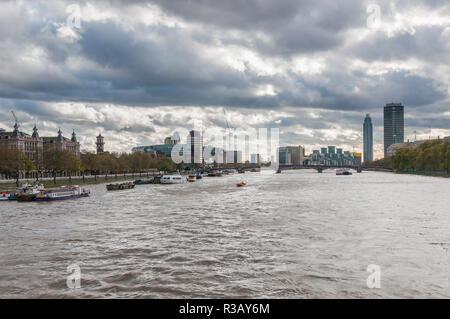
[36,185,90,201]
[237,168,245,174]
[195,173,203,180]
[106,182,135,191]
[17,183,45,202]
[187,175,197,182]
[160,174,187,184]
[336,169,352,176]
[250,167,261,172]
[207,170,222,177]
[236,182,247,187]
[0,191,11,201]
[151,176,163,184]
[134,178,153,185]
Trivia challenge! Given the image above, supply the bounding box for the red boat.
[236,182,247,187]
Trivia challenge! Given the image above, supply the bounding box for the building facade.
[363,114,373,162]
[278,146,305,166]
[305,146,361,167]
[186,130,203,165]
[384,103,404,157]
[0,123,80,168]
[0,123,44,168]
[42,129,80,158]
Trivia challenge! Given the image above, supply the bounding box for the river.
[0,169,449,298]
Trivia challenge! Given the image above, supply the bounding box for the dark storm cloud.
[0,0,449,153]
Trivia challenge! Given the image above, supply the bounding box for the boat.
[17,183,45,202]
[187,175,197,182]
[106,182,135,191]
[237,168,245,174]
[160,174,187,184]
[0,191,11,201]
[250,167,261,172]
[36,185,90,201]
[336,169,352,176]
[134,178,153,185]
[237,182,247,187]
[151,175,163,184]
[207,170,222,177]
[195,173,203,180]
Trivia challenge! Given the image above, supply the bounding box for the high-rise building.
[186,130,203,165]
[363,114,373,162]
[96,133,105,154]
[384,103,404,157]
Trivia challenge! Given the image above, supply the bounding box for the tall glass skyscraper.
[384,103,404,157]
[363,114,373,162]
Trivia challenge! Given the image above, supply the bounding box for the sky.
[0,0,449,159]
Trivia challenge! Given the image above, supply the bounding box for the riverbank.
[364,167,449,178]
[0,175,146,191]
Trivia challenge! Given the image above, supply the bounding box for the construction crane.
[11,110,20,129]
[223,108,231,130]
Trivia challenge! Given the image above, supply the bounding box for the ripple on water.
[1,170,450,298]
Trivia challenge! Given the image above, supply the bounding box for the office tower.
[384,103,404,157]
[363,114,373,162]
[186,130,203,165]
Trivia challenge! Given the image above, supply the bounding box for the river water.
[0,169,449,298]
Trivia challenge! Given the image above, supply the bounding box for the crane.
[11,110,20,129]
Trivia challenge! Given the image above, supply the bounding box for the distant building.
[186,130,203,165]
[96,134,105,154]
[444,136,450,141]
[278,146,305,166]
[363,114,373,162]
[250,154,261,165]
[384,103,404,157]
[0,123,44,168]
[43,129,81,158]
[306,146,360,166]
[386,140,428,157]
[132,133,187,159]
[0,123,80,167]
[164,134,180,145]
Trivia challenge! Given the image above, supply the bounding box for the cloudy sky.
[0,0,449,159]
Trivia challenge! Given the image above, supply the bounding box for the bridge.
[278,165,363,173]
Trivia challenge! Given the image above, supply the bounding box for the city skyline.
[0,1,449,160]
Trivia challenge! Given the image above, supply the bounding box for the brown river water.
[0,169,449,298]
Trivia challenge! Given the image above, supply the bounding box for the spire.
[32,125,39,138]
[71,129,77,142]
[12,122,19,137]
[57,128,63,141]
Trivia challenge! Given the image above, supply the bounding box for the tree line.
[363,140,450,173]
[0,147,178,177]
